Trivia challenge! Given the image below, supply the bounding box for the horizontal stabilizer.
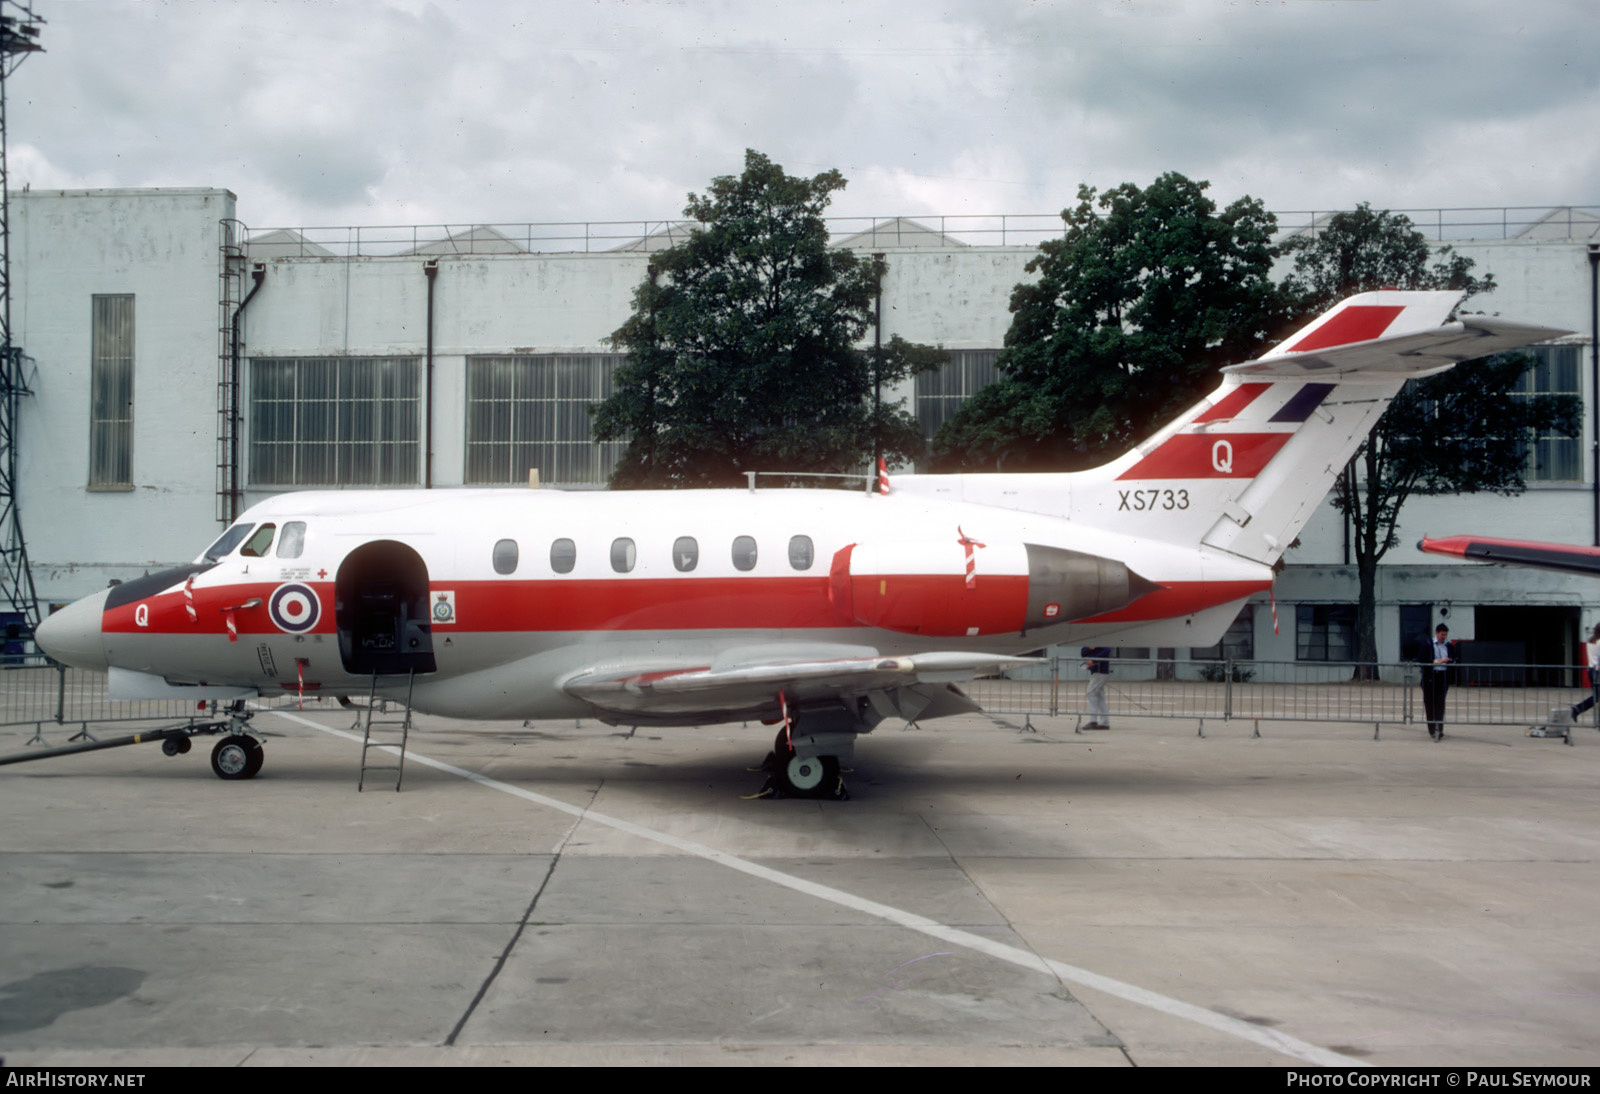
[1227,316,1571,379]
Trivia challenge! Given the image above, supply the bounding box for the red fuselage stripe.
[101,574,1260,636]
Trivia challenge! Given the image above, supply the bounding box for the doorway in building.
[1399,604,1433,664]
[335,540,437,677]
[1474,605,1580,686]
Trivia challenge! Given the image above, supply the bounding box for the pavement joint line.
[271,709,1364,1067]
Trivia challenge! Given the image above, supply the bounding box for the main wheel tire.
[211,735,261,780]
[774,753,840,799]
[773,727,795,759]
[242,738,264,777]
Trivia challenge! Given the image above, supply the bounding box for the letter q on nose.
[1211,439,1234,474]
[135,603,149,627]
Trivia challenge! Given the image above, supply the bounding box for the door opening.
[335,540,437,676]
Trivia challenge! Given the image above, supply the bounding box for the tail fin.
[1066,290,1569,566]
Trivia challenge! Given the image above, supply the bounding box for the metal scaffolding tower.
[0,1,41,644]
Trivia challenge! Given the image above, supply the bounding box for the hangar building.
[13,187,1599,670]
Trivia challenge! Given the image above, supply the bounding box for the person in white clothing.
[1571,624,1600,724]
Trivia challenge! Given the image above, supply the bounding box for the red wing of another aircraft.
[1418,535,1600,578]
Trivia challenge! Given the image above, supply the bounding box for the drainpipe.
[424,259,438,489]
[1591,244,1599,545]
[230,264,267,523]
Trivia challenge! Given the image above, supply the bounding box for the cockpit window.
[204,523,255,561]
[276,522,306,559]
[240,524,277,558]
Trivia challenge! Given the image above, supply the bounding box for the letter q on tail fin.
[1076,291,1571,568]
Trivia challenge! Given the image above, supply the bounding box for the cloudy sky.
[8,0,1597,234]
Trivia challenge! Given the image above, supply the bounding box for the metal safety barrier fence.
[0,658,331,738]
[1,656,1591,742]
[966,657,1595,734]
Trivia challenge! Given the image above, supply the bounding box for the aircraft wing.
[1418,535,1600,578]
[562,646,1041,724]
[1226,316,1571,378]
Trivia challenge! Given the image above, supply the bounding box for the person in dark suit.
[1417,623,1456,740]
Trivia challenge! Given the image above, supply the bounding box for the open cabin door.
[335,540,438,676]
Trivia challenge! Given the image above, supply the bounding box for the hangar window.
[240,524,277,558]
[673,536,699,572]
[914,350,999,440]
[249,357,421,487]
[464,355,629,487]
[1191,606,1254,662]
[1296,604,1355,662]
[731,536,758,572]
[610,537,636,573]
[276,522,306,559]
[1512,345,1583,481]
[550,538,576,574]
[492,539,519,575]
[89,294,135,489]
[788,535,814,571]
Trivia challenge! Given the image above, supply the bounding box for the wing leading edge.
[562,646,1041,725]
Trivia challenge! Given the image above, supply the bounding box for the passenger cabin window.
[493,539,519,575]
[550,538,576,574]
[673,536,699,572]
[788,535,814,571]
[731,535,758,572]
[204,523,254,561]
[276,522,306,559]
[611,537,636,573]
[240,523,276,558]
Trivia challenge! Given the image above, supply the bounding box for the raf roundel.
[268,582,321,634]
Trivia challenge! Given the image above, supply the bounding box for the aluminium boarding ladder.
[358,670,414,791]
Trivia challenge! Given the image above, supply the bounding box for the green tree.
[1281,205,1577,669]
[931,172,1285,471]
[1279,203,1491,317]
[593,150,941,488]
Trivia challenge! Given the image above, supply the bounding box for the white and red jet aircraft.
[35,291,1565,796]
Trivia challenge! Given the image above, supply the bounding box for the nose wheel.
[210,734,264,780]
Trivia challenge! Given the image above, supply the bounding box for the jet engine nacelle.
[829,541,1158,637]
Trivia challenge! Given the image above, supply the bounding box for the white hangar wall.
[12,186,1600,674]
[13,188,235,599]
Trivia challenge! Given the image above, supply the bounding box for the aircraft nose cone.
[35,588,110,671]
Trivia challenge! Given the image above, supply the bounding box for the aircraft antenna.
[0,1,43,647]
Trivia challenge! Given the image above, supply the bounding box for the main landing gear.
[746,711,860,801]
[756,726,847,799]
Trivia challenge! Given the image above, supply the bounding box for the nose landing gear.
[210,734,264,780]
